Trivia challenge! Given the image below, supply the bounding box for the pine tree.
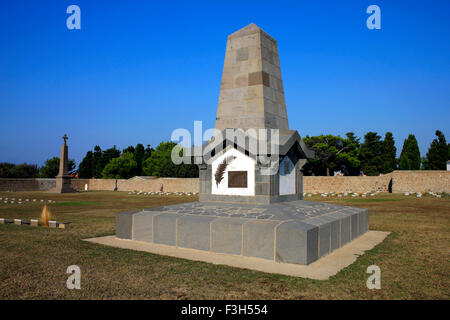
[381,132,397,173]
[302,134,361,176]
[359,132,383,176]
[399,134,421,170]
[425,130,448,170]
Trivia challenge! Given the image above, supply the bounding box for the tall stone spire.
[54,134,75,193]
[215,23,289,131]
[57,134,69,177]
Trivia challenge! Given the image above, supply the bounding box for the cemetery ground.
[0,191,448,300]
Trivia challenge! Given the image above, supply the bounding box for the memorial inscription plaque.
[228,171,248,188]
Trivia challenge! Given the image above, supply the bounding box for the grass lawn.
[0,191,448,299]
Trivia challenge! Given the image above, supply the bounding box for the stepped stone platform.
[116,201,369,265]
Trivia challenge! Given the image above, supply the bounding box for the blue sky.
[0,0,449,166]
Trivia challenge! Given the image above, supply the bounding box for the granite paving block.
[211,217,248,255]
[306,217,331,257]
[332,212,351,246]
[116,210,140,239]
[153,213,182,246]
[350,212,359,240]
[275,220,318,265]
[133,211,163,242]
[243,220,279,260]
[358,209,369,234]
[320,215,341,251]
[177,215,217,251]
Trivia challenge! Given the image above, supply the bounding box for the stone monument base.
[48,176,76,193]
[116,200,369,265]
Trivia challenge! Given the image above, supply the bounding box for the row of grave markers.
[128,191,197,196]
[303,191,444,198]
[0,218,70,228]
[0,197,56,204]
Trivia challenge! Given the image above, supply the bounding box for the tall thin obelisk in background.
[54,134,75,193]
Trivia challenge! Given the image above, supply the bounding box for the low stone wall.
[0,171,448,194]
[84,178,199,193]
[391,171,449,193]
[303,174,392,193]
[0,178,55,192]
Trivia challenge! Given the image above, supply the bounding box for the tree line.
[77,141,198,179]
[0,157,75,179]
[302,130,449,176]
[0,130,448,178]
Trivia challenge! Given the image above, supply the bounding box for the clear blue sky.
[1,0,449,166]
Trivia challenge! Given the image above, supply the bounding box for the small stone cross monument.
[54,134,75,193]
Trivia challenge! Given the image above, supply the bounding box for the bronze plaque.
[228,171,248,188]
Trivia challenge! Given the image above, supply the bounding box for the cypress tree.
[425,130,448,170]
[399,134,421,170]
[93,145,103,178]
[381,132,397,173]
[78,151,94,178]
[134,143,145,176]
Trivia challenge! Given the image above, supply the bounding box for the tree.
[78,151,94,178]
[102,152,137,179]
[79,146,121,178]
[0,163,39,178]
[302,133,360,176]
[122,145,135,154]
[381,132,397,173]
[424,130,448,170]
[134,143,145,176]
[142,141,198,178]
[14,163,40,178]
[39,157,75,178]
[144,144,154,161]
[359,132,383,176]
[101,146,121,169]
[399,134,421,170]
[93,145,103,178]
[0,163,16,178]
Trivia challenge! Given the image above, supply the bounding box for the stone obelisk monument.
[54,134,75,193]
[115,24,369,267]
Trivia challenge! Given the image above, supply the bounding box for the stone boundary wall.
[78,178,199,193]
[391,171,449,193]
[0,171,448,193]
[0,178,55,192]
[303,174,392,193]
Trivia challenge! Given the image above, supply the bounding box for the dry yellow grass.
[0,191,448,299]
